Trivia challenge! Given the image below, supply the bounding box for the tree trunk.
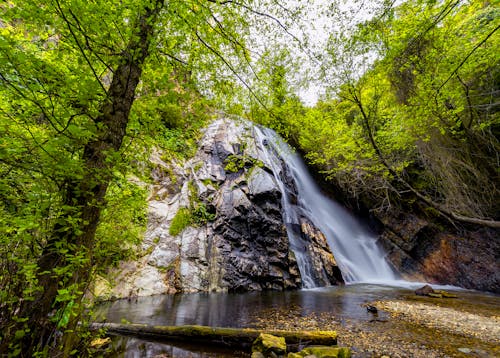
[3,3,164,356]
[90,323,338,351]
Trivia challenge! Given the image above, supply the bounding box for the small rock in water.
[252,333,286,356]
[415,284,435,296]
[427,292,442,298]
[435,290,458,298]
[366,305,378,313]
[251,352,266,358]
[457,347,472,354]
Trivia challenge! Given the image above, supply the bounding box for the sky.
[276,0,379,105]
[281,0,401,105]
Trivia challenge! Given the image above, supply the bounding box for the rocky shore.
[250,295,499,357]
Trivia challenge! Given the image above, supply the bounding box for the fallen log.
[90,322,337,350]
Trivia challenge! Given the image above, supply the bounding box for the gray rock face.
[104,118,342,298]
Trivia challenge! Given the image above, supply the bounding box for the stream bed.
[96,283,499,357]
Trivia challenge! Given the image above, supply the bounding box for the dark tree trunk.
[1,3,164,356]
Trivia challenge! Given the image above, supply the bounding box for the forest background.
[0,0,498,356]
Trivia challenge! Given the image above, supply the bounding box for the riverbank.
[250,293,499,357]
[96,285,499,357]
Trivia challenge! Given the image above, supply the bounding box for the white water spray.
[255,126,399,285]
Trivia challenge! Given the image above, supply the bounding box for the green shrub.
[94,178,148,270]
[169,207,192,236]
[224,154,264,173]
[191,203,216,225]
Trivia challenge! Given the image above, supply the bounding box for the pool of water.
[97,284,407,327]
[96,283,498,357]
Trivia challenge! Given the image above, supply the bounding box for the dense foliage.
[255,0,499,227]
[0,0,293,355]
[0,0,498,356]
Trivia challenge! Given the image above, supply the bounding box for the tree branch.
[54,0,108,96]
[344,84,500,229]
[437,23,500,93]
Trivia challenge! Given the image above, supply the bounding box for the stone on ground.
[299,346,351,358]
[252,333,287,356]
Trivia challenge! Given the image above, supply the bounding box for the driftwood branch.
[90,323,337,350]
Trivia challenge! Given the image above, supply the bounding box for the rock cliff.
[101,118,343,298]
[376,210,499,293]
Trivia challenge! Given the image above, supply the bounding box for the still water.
[98,284,403,328]
[96,283,483,357]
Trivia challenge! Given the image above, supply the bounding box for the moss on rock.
[252,333,287,356]
[168,207,192,236]
[299,345,351,358]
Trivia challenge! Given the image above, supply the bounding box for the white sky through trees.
[278,0,400,105]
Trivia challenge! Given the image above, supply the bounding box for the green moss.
[202,178,219,189]
[300,346,351,358]
[169,202,216,236]
[224,154,246,173]
[193,162,203,172]
[424,206,441,218]
[224,154,264,173]
[252,333,286,355]
[169,207,192,236]
[191,203,216,225]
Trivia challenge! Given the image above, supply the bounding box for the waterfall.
[255,126,399,286]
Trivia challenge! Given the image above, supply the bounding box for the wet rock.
[300,218,344,286]
[415,285,435,296]
[427,292,442,298]
[252,333,287,356]
[98,118,345,298]
[299,345,351,358]
[248,166,282,202]
[414,285,458,299]
[434,290,458,298]
[366,305,378,313]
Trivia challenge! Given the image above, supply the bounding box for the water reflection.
[110,337,250,358]
[97,284,499,357]
[97,284,405,327]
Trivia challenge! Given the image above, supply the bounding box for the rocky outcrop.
[374,208,500,293]
[103,118,342,298]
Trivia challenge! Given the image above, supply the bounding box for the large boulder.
[376,209,500,293]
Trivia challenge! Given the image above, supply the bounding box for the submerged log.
[90,322,337,350]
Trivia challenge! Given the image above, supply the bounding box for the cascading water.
[255,125,399,286]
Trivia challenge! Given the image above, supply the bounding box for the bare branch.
[437,23,500,92]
